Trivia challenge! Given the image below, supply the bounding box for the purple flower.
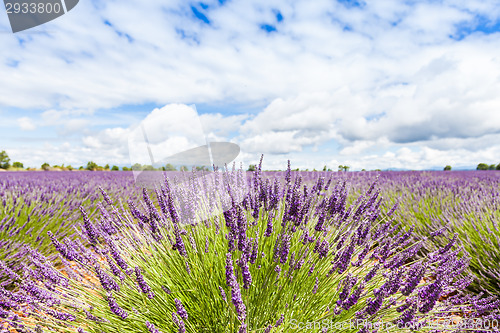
[241,261,252,289]
[96,265,120,292]
[80,206,99,244]
[225,253,246,322]
[342,282,364,310]
[418,281,442,313]
[308,263,315,276]
[396,304,416,327]
[135,266,154,299]
[173,224,188,257]
[250,237,259,264]
[172,312,186,333]
[105,237,130,274]
[98,186,113,205]
[275,314,284,327]
[438,233,458,255]
[364,294,384,316]
[364,264,379,283]
[337,275,356,307]
[312,277,319,294]
[146,320,162,333]
[264,213,274,237]
[401,262,427,296]
[105,254,125,281]
[280,233,291,264]
[175,298,188,320]
[106,294,128,319]
[47,309,75,321]
[219,286,227,302]
[47,231,79,261]
[162,285,172,294]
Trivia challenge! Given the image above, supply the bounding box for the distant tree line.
[476,163,500,171]
[3,149,500,172]
[444,163,500,171]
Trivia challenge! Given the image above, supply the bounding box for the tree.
[477,163,489,171]
[0,150,10,169]
[180,165,188,171]
[165,163,176,171]
[41,162,50,171]
[142,165,155,171]
[111,165,119,171]
[444,165,452,171]
[104,164,110,170]
[338,165,349,172]
[131,163,143,171]
[248,164,256,172]
[322,165,327,171]
[489,164,496,170]
[12,162,24,168]
[86,161,98,171]
[122,166,131,171]
[497,163,500,170]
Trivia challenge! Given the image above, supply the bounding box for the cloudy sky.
[1,0,500,170]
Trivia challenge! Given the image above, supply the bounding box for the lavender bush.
[374,171,500,297]
[0,163,490,332]
[0,171,141,287]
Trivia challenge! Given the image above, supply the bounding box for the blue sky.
[1,0,500,170]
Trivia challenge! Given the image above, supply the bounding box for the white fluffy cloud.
[17,117,36,131]
[2,0,500,169]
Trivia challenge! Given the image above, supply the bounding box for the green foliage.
[444,165,452,171]
[0,150,10,169]
[16,176,469,333]
[489,164,496,170]
[12,161,24,168]
[476,163,489,170]
[338,165,350,172]
[104,164,110,170]
[247,164,256,172]
[41,162,50,171]
[497,163,500,170]
[165,163,177,171]
[86,161,99,171]
[131,163,143,171]
[111,165,120,171]
[122,166,131,171]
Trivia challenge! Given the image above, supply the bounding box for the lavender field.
[1,165,500,332]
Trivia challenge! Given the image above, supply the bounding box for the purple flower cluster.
[96,265,120,292]
[106,294,128,319]
[146,320,162,333]
[225,253,246,322]
[174,298,188,320]
[172,312,186,333]
[135,266,154,299]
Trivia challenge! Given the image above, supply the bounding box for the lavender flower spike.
[175,298,188,320]
[225,253,247,322]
